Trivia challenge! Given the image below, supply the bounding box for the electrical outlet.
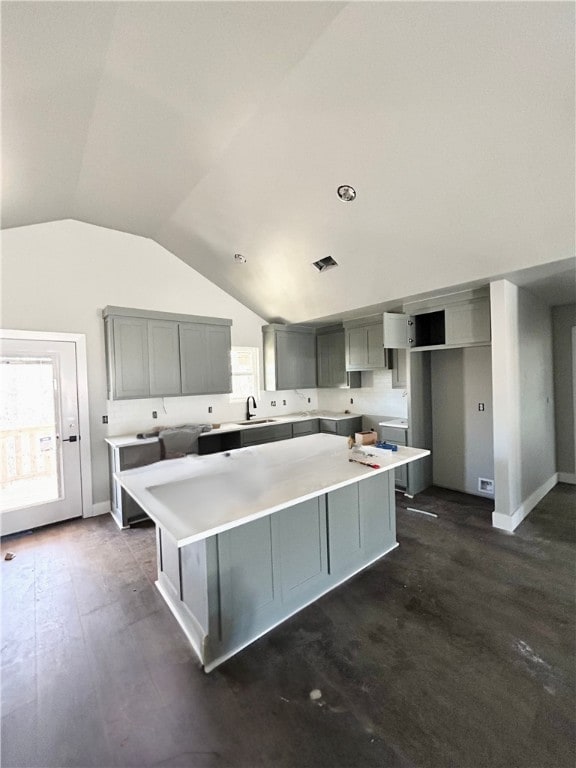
[307,397,311,403]
[350,398,354,405]
[152,411,158,419]
[208,406,213,413]
[478,403,485,411]
[102,415,108,424]
[271,400,276,407]
[282,400,286,406]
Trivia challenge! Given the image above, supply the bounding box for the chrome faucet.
[246,396,257,421]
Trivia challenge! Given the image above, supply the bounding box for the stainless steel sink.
[235,419,277,426]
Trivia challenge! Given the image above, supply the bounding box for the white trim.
[558,472,576,485]
[89,501,111,517]
[0,328,93,520]
[492,473,558,532]
[156,576,206,664]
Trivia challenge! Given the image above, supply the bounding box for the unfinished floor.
[1,483,575,768]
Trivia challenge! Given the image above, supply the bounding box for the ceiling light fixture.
[234,253,247,263]
[337,184,356,202]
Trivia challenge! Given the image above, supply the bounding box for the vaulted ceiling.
[2,2,574,322]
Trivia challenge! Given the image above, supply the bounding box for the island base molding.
[154,470,398,671]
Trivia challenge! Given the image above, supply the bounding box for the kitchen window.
[230,347,260,401]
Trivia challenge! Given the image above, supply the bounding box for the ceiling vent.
[312,256,338,273]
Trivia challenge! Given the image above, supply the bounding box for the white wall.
[491,280,556,531]
[431,346,494,498]
[0,220,318,510]
[552,304,576,482]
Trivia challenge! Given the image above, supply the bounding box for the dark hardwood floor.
[2,483,575,768]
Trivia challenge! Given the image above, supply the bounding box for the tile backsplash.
[105,369,406,437]
[317,369,408,420]
[105,388,319,436]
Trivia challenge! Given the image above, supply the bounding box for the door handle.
[62,435,78,442]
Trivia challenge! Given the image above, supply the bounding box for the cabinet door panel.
[205,324,232,393]
[148,320,181,396]
[275,332,298,390]
[275,498,327,603]
[218,516,278,641]
[366,324,385,368]
[296,332,317,388]
[179,323,205,394]
[326,483,362,575]
[346,327,367,369]
[112,317,150,398]
[445,300,491,345]
[383,313,412,349]
[359,472,394,555]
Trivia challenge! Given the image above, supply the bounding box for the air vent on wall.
[312,256,338,273]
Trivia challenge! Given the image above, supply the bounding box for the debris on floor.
[4,551,16,560]
[309,688,322,701]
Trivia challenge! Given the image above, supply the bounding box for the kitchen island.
[117,434,429,671]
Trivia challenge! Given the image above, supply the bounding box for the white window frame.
[229,346,260,402]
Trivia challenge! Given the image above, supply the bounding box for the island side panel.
[160,465,400,672]
[156,526,211,666]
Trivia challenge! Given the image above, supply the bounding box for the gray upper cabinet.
[263,324,317,390]
[103,306,232,399]
[316,327,361,388]
[107,316,150,399]
[383,292,491,351]
[344,317,385,371]
[180,322,232,395]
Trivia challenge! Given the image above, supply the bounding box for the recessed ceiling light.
[234,253,247,263]
[337,185,356,202]
[312,256,338,272]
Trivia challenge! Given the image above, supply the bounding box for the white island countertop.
[116,433,429,547]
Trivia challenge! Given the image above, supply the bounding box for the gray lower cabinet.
[319,416,362,436]
[103,306,232,399]
[156,469,396,671]
[108,441,162,527]
[240,422,293,447]
[327,472,395,578]
[379,426,408,488]
[292,419,319,437]
[263,324,317,390]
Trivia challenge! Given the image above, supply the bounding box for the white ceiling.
[2,2,575,321]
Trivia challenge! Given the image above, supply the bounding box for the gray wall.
[552,304,576,479]
[517,289,556,500]
[431,346,494,497]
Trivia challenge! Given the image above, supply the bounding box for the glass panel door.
[0,356,61,512]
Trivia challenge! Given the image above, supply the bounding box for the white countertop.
[105,411,363,448]
[378,418,409,430]
[116,433,429,547]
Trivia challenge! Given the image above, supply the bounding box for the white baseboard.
[86,500,111,518]
[558,472,576,485]
[492,474,558,532]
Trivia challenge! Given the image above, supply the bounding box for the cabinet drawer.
[241,423,293,446]
[378,427,408,445]
[292,419,319,437]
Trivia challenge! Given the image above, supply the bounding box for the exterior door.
[1,338,82,534]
